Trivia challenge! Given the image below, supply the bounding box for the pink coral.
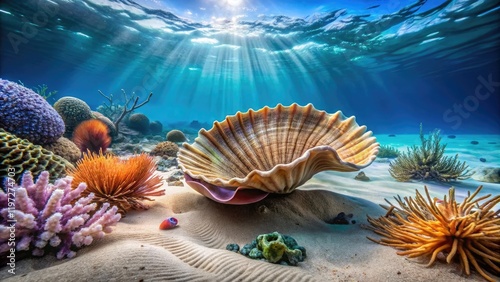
[0,171,121,259]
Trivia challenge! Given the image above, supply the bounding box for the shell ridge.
[247,110,272,170]
[335,126,369,156]
[307,110,339,149]
[326,116,359,148]
[254,107,275,170]
[339,131,375,156]
[193,133,235,174]
[315,111,345,147]
[286,104,302,162]
[212,121,250,177]
[179,145,221,177]
[282,104,297,165]
[292,104,327,162]
[336,116,356,137]
[268,104,284,164]
[261,106,277,166]
[234,111,267,170]
[224,114,259,173]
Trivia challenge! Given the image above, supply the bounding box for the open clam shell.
[179,103,379,200]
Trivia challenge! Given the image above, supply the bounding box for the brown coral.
[68,151,165,214]
[43,137,81,164]
[150,141,179,158]
[0,129,73,187]
[53,96,93,137]
[166,129,187,142]
[127,113,150,134]
[366,186,500,282]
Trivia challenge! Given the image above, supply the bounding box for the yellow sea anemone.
[68,151,165,214]
[366,186,499,282]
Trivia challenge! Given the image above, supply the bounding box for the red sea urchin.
[72,119,111,154]
[366,186,500,281]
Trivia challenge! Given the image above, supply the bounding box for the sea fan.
[72,119,111,154]
[68,151,165,214]
[0,171,121,259]
[366,186,500,282]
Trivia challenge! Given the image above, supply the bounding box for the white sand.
[1,134,498,281]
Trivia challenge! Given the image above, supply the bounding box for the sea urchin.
[68,151,165,214]
[366,186,499,281]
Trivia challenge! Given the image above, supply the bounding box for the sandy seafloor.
[1,134,499,282]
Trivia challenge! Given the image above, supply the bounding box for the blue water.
[0,0,499,134]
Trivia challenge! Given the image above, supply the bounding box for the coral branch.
[113,90,153,133]
[0,171,121,259]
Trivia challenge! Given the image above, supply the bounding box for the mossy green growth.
[258,232,287,263]
[377,145,400,158]
[229,232,306,266]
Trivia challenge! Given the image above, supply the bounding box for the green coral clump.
[0,129,73,188]
[377,145,400,158]
[226,231,306,266]
[389,124,472,182]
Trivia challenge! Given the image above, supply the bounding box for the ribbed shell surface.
[178,103,379,194]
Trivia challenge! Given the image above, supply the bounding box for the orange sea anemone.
[68,151,165,214]
[366,186,500,282]
[72,119,112,154]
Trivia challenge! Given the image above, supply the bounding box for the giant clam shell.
[179,103,379,204]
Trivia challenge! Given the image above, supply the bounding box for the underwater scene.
[0,0,499,281]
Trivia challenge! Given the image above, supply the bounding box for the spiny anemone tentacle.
[365,186,500,282]
[68,150,165,214]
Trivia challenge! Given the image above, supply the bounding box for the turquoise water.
[0,0,499,133]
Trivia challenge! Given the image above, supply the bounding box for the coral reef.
[389,124,472,182]
[43,137,82,164]
[366,186,500,282]
[53,97,93,137]
[377,145,400,158]
[72,119,111,154]
[97,89,153,133]
[166,129,187,143]
[0,171,121,259]
[228,231,306,266]
[149,120,163,135]
[68,151,165,214]
[150,141,179,158]
[0,79,65,145]
[127,113,150,134]
[0,129,72,187]
[92,111,117,137]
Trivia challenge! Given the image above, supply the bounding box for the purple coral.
[0,79,65,144]
[0,171,121,259]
